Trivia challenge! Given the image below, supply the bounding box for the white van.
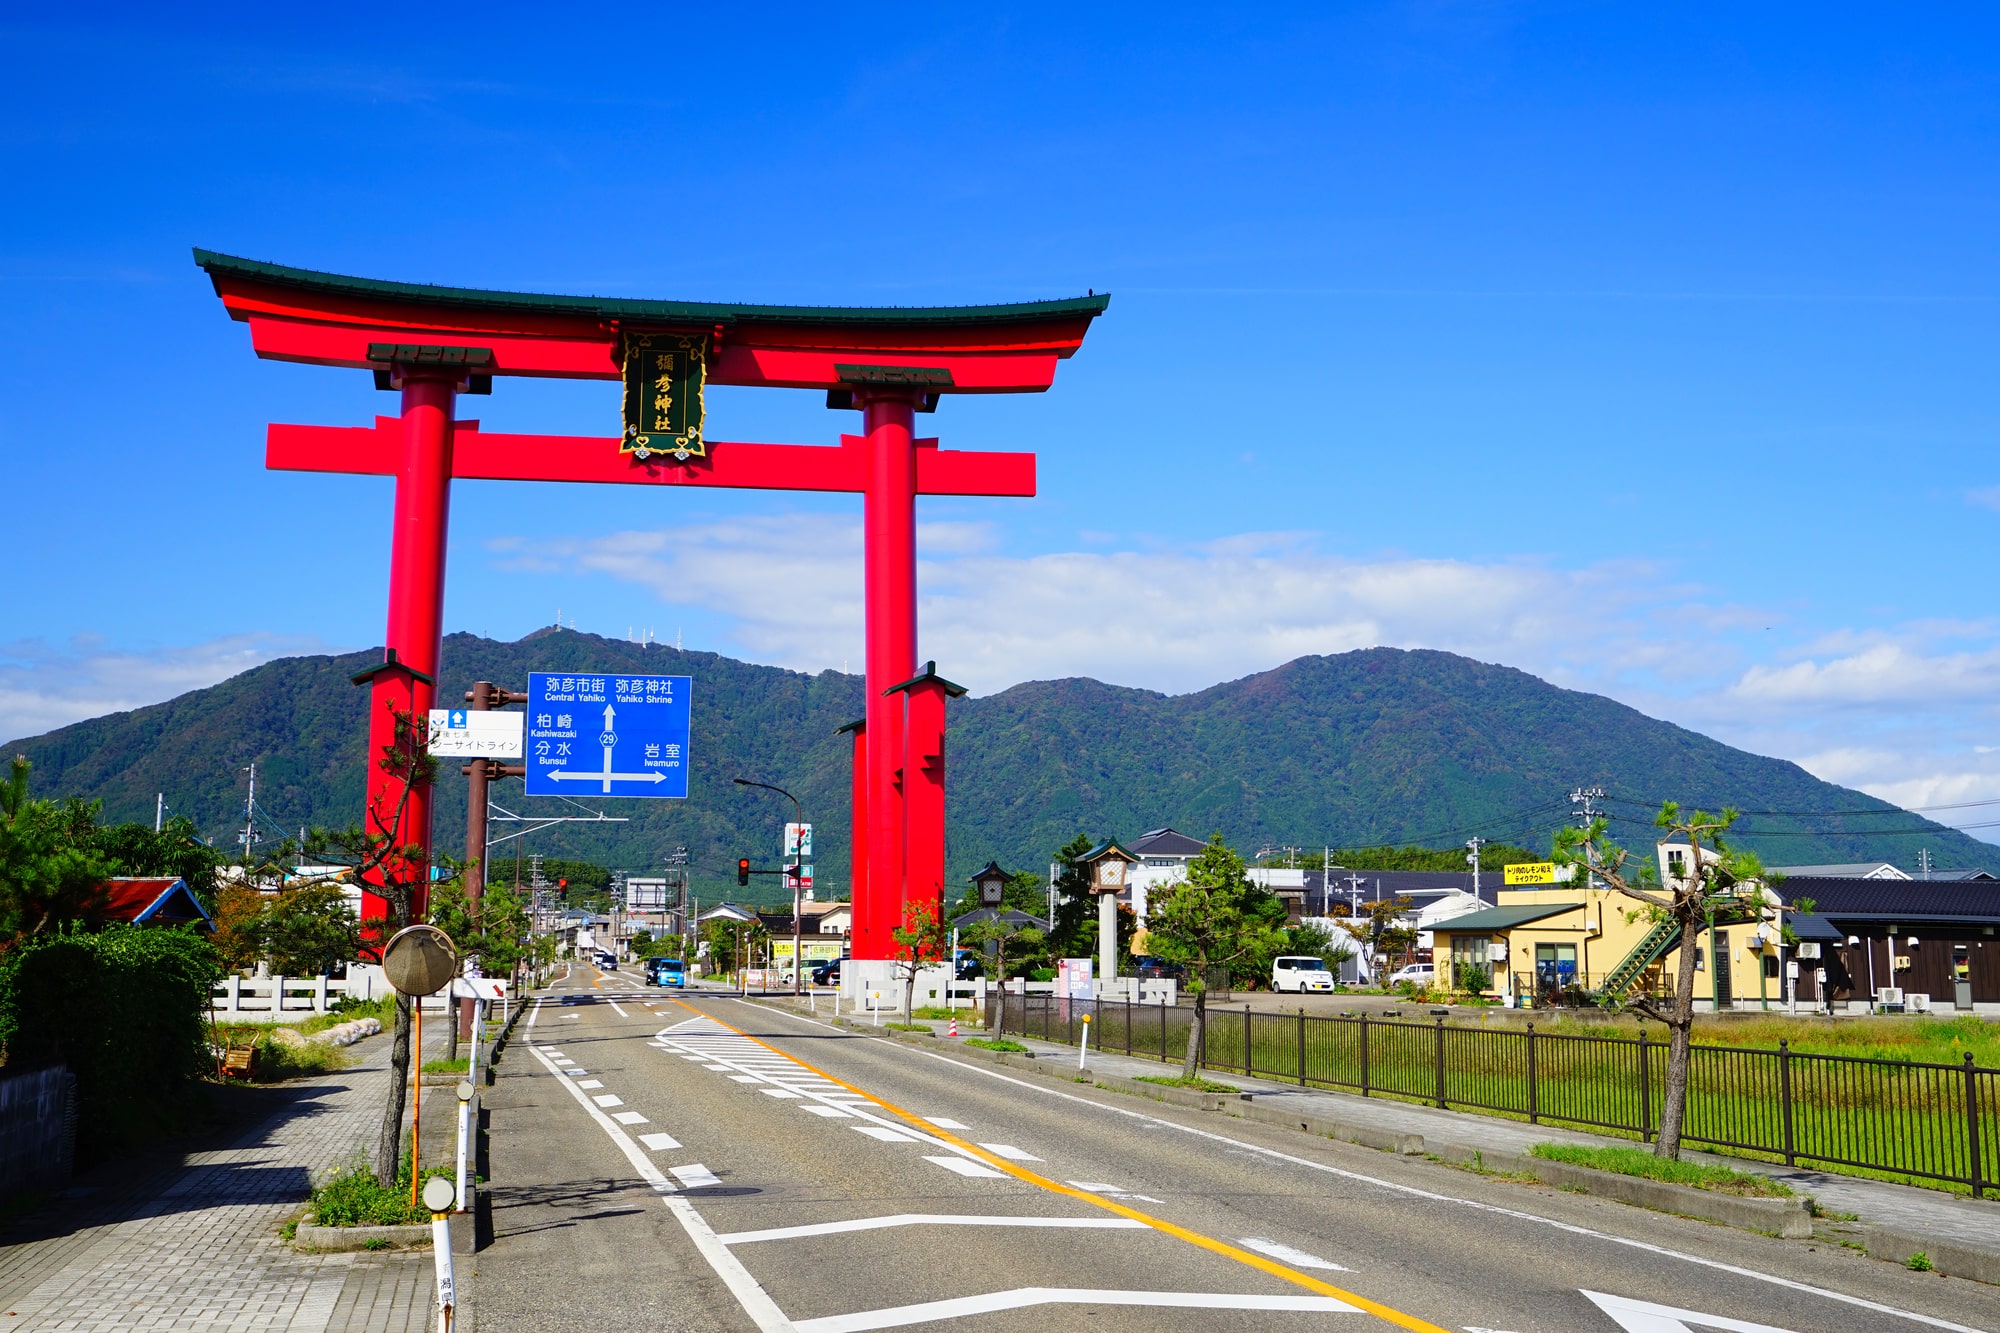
[1272,955,1334,993]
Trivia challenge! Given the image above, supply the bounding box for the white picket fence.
[209,964,461,1019]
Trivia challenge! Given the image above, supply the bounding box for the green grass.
[1135,1074,1242,1094]
[1530,1142,1793,1197]
[965,1037,1028,1053]
[309,1156,456,1227]
[884,1022,929,1032]
[912,1005,978,1020]
[420,1057,470,1074]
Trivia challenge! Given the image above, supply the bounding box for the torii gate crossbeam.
[197,251,1105,970]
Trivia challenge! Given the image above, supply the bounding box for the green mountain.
[4,633,1988,901]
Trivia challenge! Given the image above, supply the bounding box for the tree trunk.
[1654,910,1703,1160]
[376,992,413,1183]
[903,962,917,1021]
[1181,984,1206,1080]
[446,998,461,1062]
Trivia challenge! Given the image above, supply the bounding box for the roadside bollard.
[453,1080,475,1214]
[1078,1014,1092,1071]
[423,1175,457,1332]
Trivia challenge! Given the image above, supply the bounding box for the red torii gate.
[196,251,1105,969]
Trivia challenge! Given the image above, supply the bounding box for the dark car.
[810,958,843,987]
[953,949,983,981]
[1136,958,1187,981]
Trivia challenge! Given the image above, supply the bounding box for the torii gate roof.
[195,249,1109,393]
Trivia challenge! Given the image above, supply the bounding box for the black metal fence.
[998,992,1999,1197]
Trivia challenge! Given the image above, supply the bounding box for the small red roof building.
[101,878,215,930]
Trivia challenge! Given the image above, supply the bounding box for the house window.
[1451,936,1489,969]
[1667,849,1687,878]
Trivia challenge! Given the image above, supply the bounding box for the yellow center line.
[671,998,1451,1333]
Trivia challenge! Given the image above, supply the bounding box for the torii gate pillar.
[858,389,918,960]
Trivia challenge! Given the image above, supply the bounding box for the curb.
[291,1218,432,1251]
[1863,1226,2000,1286]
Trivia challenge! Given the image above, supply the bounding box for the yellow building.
[1431,845,1787,1010]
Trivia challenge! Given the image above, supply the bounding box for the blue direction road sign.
[525,672,691,798]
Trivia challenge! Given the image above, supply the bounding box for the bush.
[965,1037,1028,1053]
[1455,963,1491,995]
[0,923,220,1155]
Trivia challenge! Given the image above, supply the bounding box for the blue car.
[647,957,686,988]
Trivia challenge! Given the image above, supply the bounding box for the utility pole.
[155,793,164,833]
[238,762,260,868]
[1569,786,1606,889]
[1918,848,1933,879]
[462,681,528,918]
[1466,835,1485,898]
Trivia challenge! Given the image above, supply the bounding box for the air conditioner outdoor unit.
[1875,986,1903,1005]
[1797,943,1821,960]
[1907,993,1932,1013]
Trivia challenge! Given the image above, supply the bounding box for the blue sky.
[6,6,2000,837]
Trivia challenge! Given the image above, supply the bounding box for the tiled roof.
[1777,876,2000,922]
[1130,828,1208,858]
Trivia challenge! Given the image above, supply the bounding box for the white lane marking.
[561,1014,580,1021]
[563,1069,590,1077]
[524,1043,793,1332]
[652,1018,1020,1177]
[853,1125,921,1143]
[1584,1291,1801,1332]
[680,1055,707,1061]
[639,1132,682,1151]
[672,1164,723,1189]
[528,997,544,1028]
[705,1065,733,1071]
[720,1214,1151,1244]
[977,1143,1041,1161]
[793,1287,1355,1333]
[924,1156,1006,1179]
[759,1087,802,1099]
[922,1117,968,1129]
[1067,1181,1162,1203]
[592,1094,624,1107]
[1239,1237,1352,1272]
[800,1105,852,1118]
[614,1111,649,1125]
[577,1080,604,1089]
[886,1042,1987,1333]
[541,1049,563,1057]
[728,1075,762,1084]
[607,999,630,1017]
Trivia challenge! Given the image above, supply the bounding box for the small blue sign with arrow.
[524,672,692,799]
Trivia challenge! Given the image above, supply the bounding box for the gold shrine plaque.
[621,332,707,460]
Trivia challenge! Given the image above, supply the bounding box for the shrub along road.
[472,969,1995,1333]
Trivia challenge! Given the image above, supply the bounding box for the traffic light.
[737,858,751,887]
[558,877,569,901]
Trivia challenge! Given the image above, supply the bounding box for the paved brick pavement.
[0,1025,452,1333]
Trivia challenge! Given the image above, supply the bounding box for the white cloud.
[492,516,2000,847]
[0,634,330,744]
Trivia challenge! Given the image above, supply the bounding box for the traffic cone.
[947,1016,958,1037]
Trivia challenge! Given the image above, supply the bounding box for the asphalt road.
[474,967,1996,1333]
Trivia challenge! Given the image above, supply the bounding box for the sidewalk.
[0,1025,452,1333]
[898,1015,2000,1262]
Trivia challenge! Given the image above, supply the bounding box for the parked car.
[953,949,983,981]
[1388,963,1435,987]
[1135,958,1187,981]
[1272,955,1334,993]
[646,957,686,988]
[810,958,843,987]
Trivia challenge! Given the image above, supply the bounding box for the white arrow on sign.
[545,702,669,789]
[1582,1291,1802,1333]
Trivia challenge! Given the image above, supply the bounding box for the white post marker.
[453,1079,475,1214]
[423,1174,458,1332]
[1078,1013,1092,1071]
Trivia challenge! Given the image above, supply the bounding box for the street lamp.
[734,777,805,995]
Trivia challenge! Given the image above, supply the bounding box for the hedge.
[0,924,221,1155]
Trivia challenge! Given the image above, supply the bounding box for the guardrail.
[1000,993,1999,1197]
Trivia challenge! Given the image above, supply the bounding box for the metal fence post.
[1126,998,1133,1057]
[1298,1009,1307,1087]
[1526,1023,1538,1124]
[1639,1032,1653,1143]
[1359,1013,1370,1097]
[1780,1039,1796,1167]
[1245,1006,1254,1077]
[1435,1018,1447,1109]
[1968,1052,1985,1200]
[1160,997,1168,1063]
